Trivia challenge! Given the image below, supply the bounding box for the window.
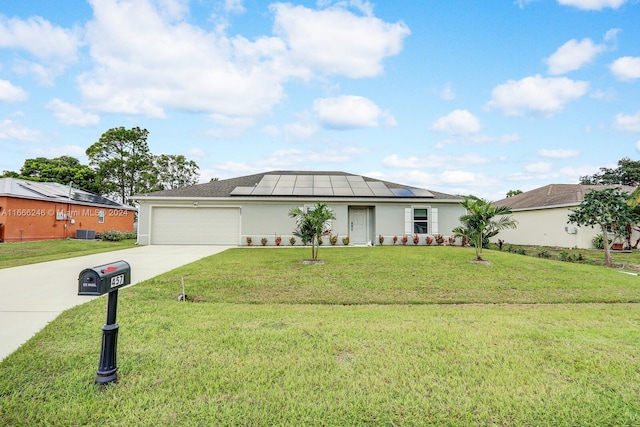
[413,208,428,234]
[98,210,105,223]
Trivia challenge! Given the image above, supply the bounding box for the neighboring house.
[0,178,136,243]
[133,171,465,246]
[492,184,638,249]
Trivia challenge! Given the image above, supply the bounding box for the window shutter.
[404,208,412,234]
[431,208,438,234]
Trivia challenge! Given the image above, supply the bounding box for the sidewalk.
[0,245,231,361]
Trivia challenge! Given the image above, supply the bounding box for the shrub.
[246,236,253,246]
[393,235,398,245]
[401,235,408,245]
[434,234,444,245]
[330,235,338,246]
[261,237,268,246]
[289,236,296,246]
[100,229,133,241]
[342,236,350,245]
[425,236,433,246]
[378,235,384,245]
[413,234,420,245]
[592,234,606,250]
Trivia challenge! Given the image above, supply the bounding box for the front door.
[349,207,368,244]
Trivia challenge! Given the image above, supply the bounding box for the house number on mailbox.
[110,274,126,288]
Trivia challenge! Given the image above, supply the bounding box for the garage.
[150,207,240,245]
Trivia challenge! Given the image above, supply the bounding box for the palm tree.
[452,195,517,261]
[289,202,336,261]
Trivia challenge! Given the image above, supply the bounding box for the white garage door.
[151,207,240,245]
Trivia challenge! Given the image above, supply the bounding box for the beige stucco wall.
[491,206,640,249]
[135,198,465,246]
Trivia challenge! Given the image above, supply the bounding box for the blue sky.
[1,0,639,200]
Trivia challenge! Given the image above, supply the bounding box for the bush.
[592,234,608,250]
[99,229,135,241]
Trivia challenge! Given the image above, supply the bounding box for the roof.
[492,184,638,210]
[0,178,136,210]
[135,171,460,200]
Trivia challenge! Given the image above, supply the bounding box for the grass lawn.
[0,239,138,269]
[1,246,640,425]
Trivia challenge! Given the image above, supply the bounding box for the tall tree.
[86,127,153,204]
[568,187,638,267]
[289,203,336,261]
[452,195,517,261]
[2,156,100,194]
[579,157,640,186]
[147,154,200,191]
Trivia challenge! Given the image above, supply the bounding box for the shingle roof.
[135,170,460,200]
[492,184,637,210]
[0,178,135,210]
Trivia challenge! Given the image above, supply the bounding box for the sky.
[0,0,639,201]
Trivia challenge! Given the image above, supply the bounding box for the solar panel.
[229,174,435,198]
[390,188,415,197]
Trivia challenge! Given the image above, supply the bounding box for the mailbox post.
[78,260,131,385]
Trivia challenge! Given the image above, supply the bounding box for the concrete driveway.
[0,245,231,361]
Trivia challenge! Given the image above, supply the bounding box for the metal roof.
[0,178,136,210]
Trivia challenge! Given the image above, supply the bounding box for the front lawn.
[1,247,639,426]
[0,239,138,269]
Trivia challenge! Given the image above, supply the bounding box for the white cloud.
[187,148,206,159]
[0,15,80,83]
[430,109,481,135]
[613,111,640,133]
[610,56,640,81]
[0,16,79,61]
[604,28,621,43]
[0,119,43,141]
[486,74,588,117]
[225,0,246,14]
[440,170,477,184]
[0,80,27,102]
[312,95,384,129]
[557,0,627,10]
[538,148,580,158]
[80,0,288,118]
[283,121,318,140]
[78,0,408,121]
[440,83,456,101]
[46,99,100,126]
[525,162,552,173]
[271,3,410,78]
[382,153,491,169]
[28,145,86,158]
[545,38,604,75]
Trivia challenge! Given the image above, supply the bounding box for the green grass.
[2,247,640,426]
[0,239,138,269]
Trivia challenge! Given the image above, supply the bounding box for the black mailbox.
[78,260,131,296]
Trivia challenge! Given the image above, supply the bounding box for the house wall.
[376,203,465,242]
[136,198,465,246]
[0,196,135,242]
[489,206,632,249]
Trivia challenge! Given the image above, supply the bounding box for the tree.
[2,156,100,194]
[452,195,517,261]
[506,189,523,198]
[568,187,638,267]
[579,157,640,186]
[289,203,336,261]
[86,127,153,204]
[147,154,200,191]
